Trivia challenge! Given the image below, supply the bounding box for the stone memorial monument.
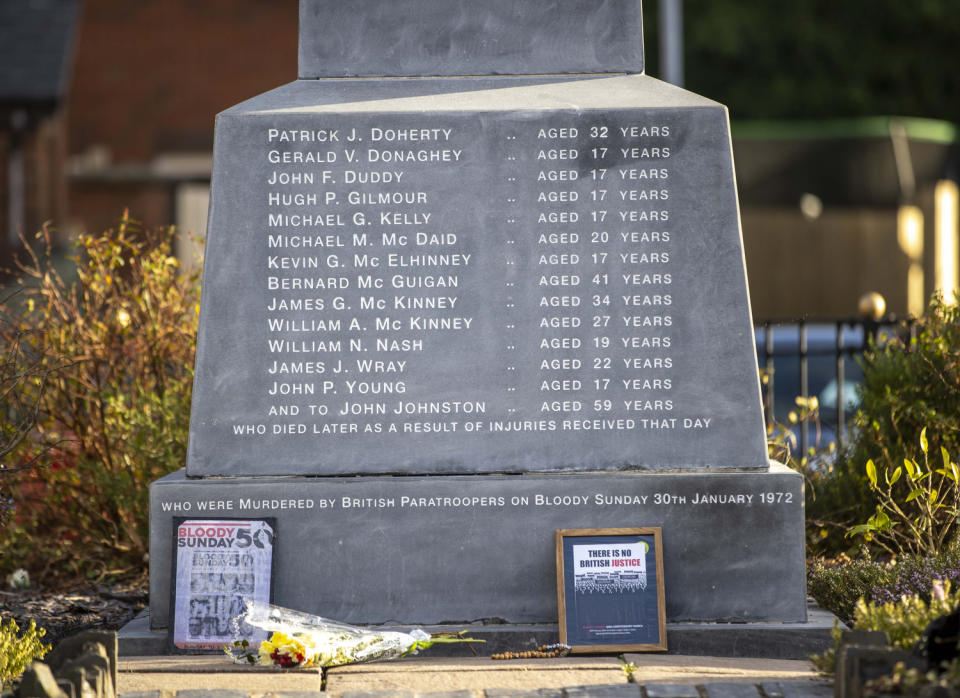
[150,0,808,642]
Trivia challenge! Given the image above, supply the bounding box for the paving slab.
[776,682,834,698]
[622,655,818,686]
[325,657,628,694]
[117,654,826,696]
[118,655,323,694]
[701,683,762,698]
[563,685,642,697]
[484,689,565,698]
[643,684,700,698]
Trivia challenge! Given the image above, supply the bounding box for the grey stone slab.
[642,684,699,698]
[120,612,835,660]
[149,466,805,628]
[563,685,641,697]
[222,76,718,115]
[298,0,644,78]
[665,615,836,660]
[774,683,833,698]
[837,630,887,647]
[56,679,77,698]
[835,645,921,698]
[701,684,760,698]
[486,690,564,698]
[337,693,415,698]
[45,630,118,694]
[119,693,172,698]
[189,75,764,478]
[117,612,165,657]
[19,662,69,698]
[759,684,783,698]
[171,692,250,698]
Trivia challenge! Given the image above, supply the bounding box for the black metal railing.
[753,316,915,457]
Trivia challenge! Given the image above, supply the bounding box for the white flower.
[932,579,946,602]
[7,568,29,590]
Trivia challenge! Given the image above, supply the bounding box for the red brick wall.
[68,0,298,163]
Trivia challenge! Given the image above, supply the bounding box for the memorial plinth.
[149,0,807,639]
[152,465,804,628]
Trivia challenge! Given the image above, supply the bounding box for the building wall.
[66,0,298,236]
[742,207,910,318]
[69,0,297,163]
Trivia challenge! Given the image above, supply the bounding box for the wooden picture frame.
[555,527,666,653]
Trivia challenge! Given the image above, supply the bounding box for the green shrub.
[806,294,960,555]
[764,399,845,558]
[808,554,893,625]
[854,579,960,651]
[0,617,49,689]
[0,213,200,582]
[868,658,960,695]
[0,291,61,528]
[857,294,960,464]
[848,431,960,556]
[811,580,960,676]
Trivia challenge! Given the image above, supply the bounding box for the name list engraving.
[195,109,763,474]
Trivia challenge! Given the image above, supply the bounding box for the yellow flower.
[260,631,308,667]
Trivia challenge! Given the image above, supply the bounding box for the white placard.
[572,541,648,593]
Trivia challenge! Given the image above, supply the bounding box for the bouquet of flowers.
[226,600,482,669]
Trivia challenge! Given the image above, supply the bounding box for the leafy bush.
[849,431,960,556]
[868,658,960,695]
[806,295,960,555]
[0,291,62,528]
[0,213,200,583]
[854,579,960,651]
[764,400,845,557]
[856,295,960,464]
[0,617,49,689]
[808,554,893,625]
[811,580,960,676]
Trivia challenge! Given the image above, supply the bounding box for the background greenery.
[643,0,960,123]
[0,213,199,584]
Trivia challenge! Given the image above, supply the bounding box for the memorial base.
[120,603,837,659]
[149,463,806,632]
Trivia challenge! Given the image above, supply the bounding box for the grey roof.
[0,0,79,104]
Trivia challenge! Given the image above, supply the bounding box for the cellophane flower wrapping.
[226,600,433,668]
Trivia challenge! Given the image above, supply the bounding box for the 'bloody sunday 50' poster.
[171,519,275,650]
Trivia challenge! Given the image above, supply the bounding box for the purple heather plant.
[869,562,960,605]
[808,544,960,625]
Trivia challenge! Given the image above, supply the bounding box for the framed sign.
[556,527,666,652]
[169,518,276,651]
